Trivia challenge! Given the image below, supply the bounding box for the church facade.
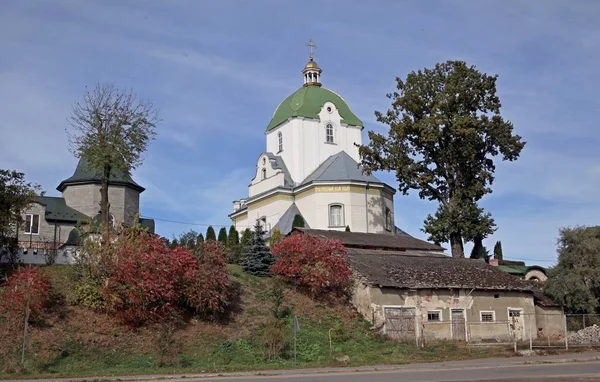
[229,53,397,236]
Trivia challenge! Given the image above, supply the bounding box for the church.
[229,44,398,236]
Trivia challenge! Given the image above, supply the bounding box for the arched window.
[262,157,266,165]
[385,208,392,231]
[261,168,267,180]
[329,204,344,227]
[278,132,283,152]
[325,123,334,143]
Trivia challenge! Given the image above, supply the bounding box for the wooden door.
[451,309,466,341]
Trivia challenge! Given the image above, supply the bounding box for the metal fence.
[387,313,600,350]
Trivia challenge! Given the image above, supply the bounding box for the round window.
[327,106,332,113]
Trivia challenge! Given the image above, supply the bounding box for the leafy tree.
[242,221,273,277]
[493,241,503,260]
[67,83,159,240]
[227,225,239,248]
[269,228,282,247]
[205,226,216,241]
[217,226,228,245]
[345,226,351,232]
[359,61,524,257]
[545,226,600,313]
[271,232,351,297]
[0,170,43,264]
[177,230,198,251]
[292,214,305,229]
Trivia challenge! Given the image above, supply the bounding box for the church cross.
[306,38,317,59]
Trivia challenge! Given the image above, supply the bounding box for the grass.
[1,265,513,379]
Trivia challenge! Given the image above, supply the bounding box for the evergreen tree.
[218,226,228,244]
[493,241,503,260]
[197,233,204,245]
[206,226,216,241]
[243,221,274,277]
[292,214,305,228]
[169,238,179,249]
[345,226,351,232]
[228,225,240,248]
[269,228,282,247]
[240,228,252,247]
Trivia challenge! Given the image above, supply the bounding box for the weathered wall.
[535,305,565,337]
[351,283,538,342]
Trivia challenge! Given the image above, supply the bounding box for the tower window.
[262,157,266,165]
[278,132,283,152]
[329,204,344,227]
[385,208,392,231]
[325,123,334,143]
[25,214,40,234]
[261,168,267,180]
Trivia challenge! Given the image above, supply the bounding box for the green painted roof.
[57,158,145,192]
[266,86,363,132]
[497,264,529,275]
[35,196,88,223]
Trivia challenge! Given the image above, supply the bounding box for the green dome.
[265,86,363,132]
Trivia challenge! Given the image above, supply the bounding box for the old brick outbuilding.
[292,228,565,343]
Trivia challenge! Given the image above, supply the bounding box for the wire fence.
[386,313,600,351]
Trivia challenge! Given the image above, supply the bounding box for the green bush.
[74,282,104,310]
[263,319,290,361]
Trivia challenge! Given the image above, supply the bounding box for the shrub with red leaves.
[183,240,232,317]
[0,266,50,324]
[270,232,351,297]
[101,232,199,326]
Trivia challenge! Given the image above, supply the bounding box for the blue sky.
[1,0,599,266]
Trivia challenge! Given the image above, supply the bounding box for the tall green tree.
[545,226,600,314]
[292,214,305,229]
[205,226,216,241]
[469,235,490,260]
[359,61,524,257]
[169,238,179,249]
[178,230,198,251]
[0,170,43,264]
[217,227,228,245]
[197,233,204,245]
[269,228,282,247]
[240,228,252,247]
[67,83,159,240]
[493,241,503,260]
[227,225,240,248]
[242,221,274,277]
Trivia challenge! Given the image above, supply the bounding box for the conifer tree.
[206,226,216,241]
[292,214,305,228]
[240,228,252,247]
[169,238,179,249]
[218,226,228,244]
[197,233,204,245]
[269,228,282,247]
[242,221,274,277]
[345,226,351,232]
[228,225,240,248]
[493,241,503,260]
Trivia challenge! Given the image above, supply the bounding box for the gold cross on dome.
[306,38,317,59]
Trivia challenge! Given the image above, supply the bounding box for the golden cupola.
[303,39,322,87]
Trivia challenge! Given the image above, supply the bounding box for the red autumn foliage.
[101,232,232,327]
[183,240,232,317]
[270,232,352,297]
[0,267,50,324]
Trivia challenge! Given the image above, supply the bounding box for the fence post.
[564,314,569,350]
[528,314,533,351]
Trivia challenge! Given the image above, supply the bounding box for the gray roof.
[264,152,294,187]
[348,252,535,292]
[271,203,309,236]
[301,151,382,185]
[35,196,88,223]
[293,228,444,252]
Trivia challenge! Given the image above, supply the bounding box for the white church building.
[230,46,399,236]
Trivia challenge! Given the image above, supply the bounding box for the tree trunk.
[450,232,464,258]
[100,164,111,243]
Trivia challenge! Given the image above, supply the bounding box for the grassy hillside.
[0,265,508,378]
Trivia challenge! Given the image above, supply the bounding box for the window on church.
[25,214,40,234]
[278,132,283,152]
[262,168,267,180]
[385,208,392,231]
[329,204,344,227]
[325,123,334,143]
